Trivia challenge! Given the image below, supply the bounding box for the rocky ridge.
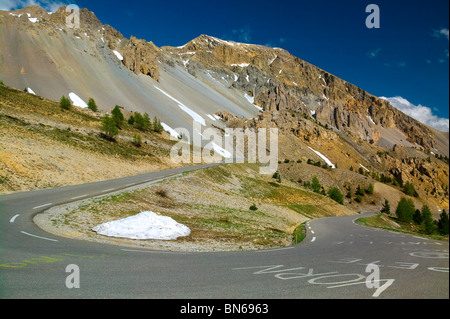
[162,35,440,152]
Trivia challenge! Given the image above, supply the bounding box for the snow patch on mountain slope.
[154,86,206,126]
[307,147,335,168]
[69,92,88,108]
[112,50,123,61]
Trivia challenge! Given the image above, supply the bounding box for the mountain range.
[0,5,448,212]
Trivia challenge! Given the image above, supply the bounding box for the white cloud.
[0,0,69,12]
[380,96,449,132]
[433,28,449,41]
[0,0,16,10]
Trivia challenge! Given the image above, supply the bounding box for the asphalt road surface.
[0,164,448,299]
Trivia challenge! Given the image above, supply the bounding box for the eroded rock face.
[121,36,161,81]
[3,6,161,82]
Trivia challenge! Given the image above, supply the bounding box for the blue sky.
[2,0,449,130]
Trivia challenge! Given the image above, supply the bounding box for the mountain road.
[0,164,448,299]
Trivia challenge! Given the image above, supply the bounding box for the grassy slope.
[39,163,355,251]
[0,83,179,193]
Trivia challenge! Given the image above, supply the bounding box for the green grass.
[201,166,233,184]
[286,204,321,219]
[356,213,448,241]
[292,222,307,244]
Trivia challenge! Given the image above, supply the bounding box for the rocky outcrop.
[120,36,161,81]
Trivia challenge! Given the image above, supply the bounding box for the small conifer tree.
[60,95,71,110]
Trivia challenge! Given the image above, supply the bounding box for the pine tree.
[421,205,435,235]
[133,112,151,131]
[153,117,163,133]
[60,95,71,110]
[312,176,321,193]
[143,113,152,131]
[403,181,418,197]
[395,197,415,222]
[87,98,98,112]
[437,210,449,235]
[355,185,365,196]
[111,105,124,129]
[133,112,144,130]
[381,199,390,214]
[413,209,423,225]
[100,114,118,140]
[328,187,344,204]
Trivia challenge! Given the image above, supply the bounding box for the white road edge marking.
[21,231,58,242]
[33,203,52,210]
[311,237,316,242]
[121,249,190,255]
[10,214,20,223]
[254,246,295,253]
[71,195,87,200]
[101,188,115,193]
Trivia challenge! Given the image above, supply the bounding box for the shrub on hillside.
[311,176,321,194]
[365,183,374,195]
[327,187,344,205]
[132,134,142,147]
[272,171,281,183]
[153,116,163,133]
[60,95,71,110]
[403,181,419,197]
[100,114,118,141]
[380,199,391,214]
[87,97,98,112]
[111,105,124,129]
[134,112,151,131]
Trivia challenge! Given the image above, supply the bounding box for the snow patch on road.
[92,211,191,240]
